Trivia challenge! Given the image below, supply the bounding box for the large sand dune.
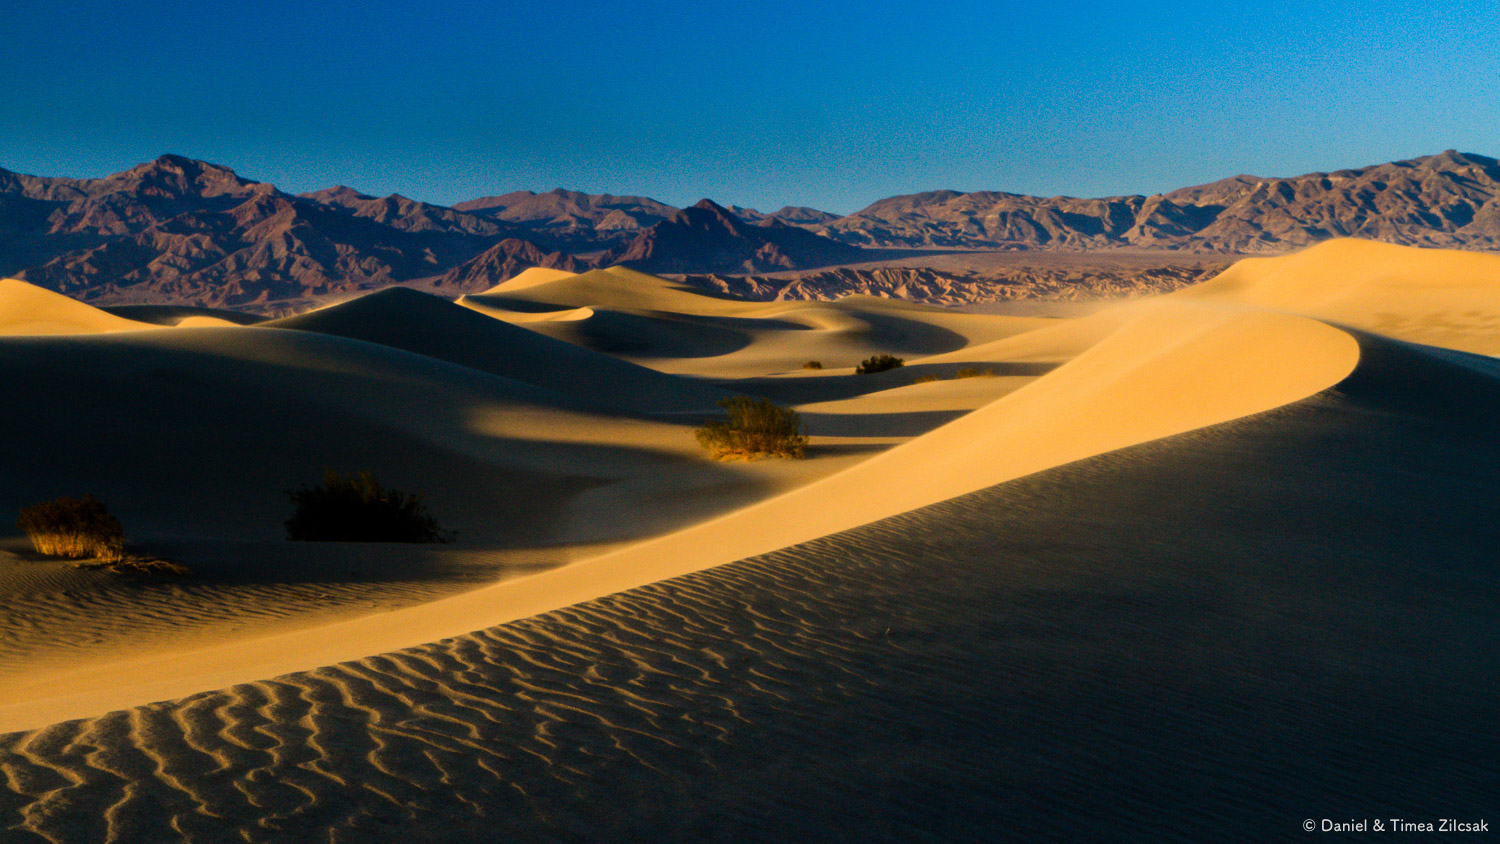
[266,287,729,414]
[1175,238,1500,354]
[1,329,1495,841]
[1,240,1498,839]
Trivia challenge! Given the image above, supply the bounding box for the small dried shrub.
[79,556,192,577]
[955,367,997,378]
[695,397,808,460]
[16,495,125,561]
[802,360,823,370]
[855,354,904,375]
[286,470,451,543]
[911,374,942,384]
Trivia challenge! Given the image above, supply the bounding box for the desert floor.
[0,240,1496,841]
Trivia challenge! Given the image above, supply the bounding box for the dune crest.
[481,265,579,292]
[264,286,729,414]
[0,278,157,335]
[1176,238,1500,354]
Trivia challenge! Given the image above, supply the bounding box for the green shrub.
[16,495,126,561]
[286,470,450,543]
[695,397,808,460]
[855,354,904,375]
[802,360,823,370]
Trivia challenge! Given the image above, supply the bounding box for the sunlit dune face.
[0,278,160,335]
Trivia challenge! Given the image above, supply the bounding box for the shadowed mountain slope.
[614,199,868,274]
[433,239,587,293]
[454,188,678,248]
[0,156,553,309]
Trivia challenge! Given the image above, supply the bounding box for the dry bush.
[802,360,823,370]
[79,556,192,577]
[286,470,451,543]
[855,354,904,374]
[955,367,997,378]
[912,373,943,384]
[695,397,808,460]
[16,495,126,561]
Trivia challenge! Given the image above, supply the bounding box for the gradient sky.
[2,0,1497,214]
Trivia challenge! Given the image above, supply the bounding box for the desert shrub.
[16,495,125,561]
[855,354,904,375]
[79,556,192,577]
[911,373,942,384]
[802,360,823,370]
[955,367,997,378]
[286,470,450,543]
[695,396,808,460]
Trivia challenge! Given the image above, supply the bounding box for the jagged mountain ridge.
[453,188,680,248]
[727,204,841,226]
[0,155,547,307]
[814,150,1500,252]
[610,199,867,274]
[435,239,585,293]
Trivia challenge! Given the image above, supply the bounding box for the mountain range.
[815,150,1500,252]
[0,150,1496,308]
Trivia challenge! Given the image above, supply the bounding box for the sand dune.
[480,265,580,291]
[266,287,729,414]
[463,266,1046,377]
[100,303,267,326]
[1,329,1495,841]
[0,278,158,335]
[0,298,1360,730]
[0,292,907,713]
[0,318,886,553]
[1175,238,1500,354]
[3,241,1500,839]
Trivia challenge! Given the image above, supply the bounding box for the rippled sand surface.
[4,355,1496,841]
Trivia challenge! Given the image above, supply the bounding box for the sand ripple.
[3,353,1499,841]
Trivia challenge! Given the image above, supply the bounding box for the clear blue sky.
[2,0,1496,214]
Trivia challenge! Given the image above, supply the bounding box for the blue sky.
[1,0,1496,213]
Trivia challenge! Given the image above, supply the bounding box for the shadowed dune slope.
[0,278,158,335]
[0,300,1361,728]
[1173,238,1500,354]
[100,304,267,327]
[0,326,714,545]
[463,266,1046,376]
[1,331,1495,842]
[265,287,730,414]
